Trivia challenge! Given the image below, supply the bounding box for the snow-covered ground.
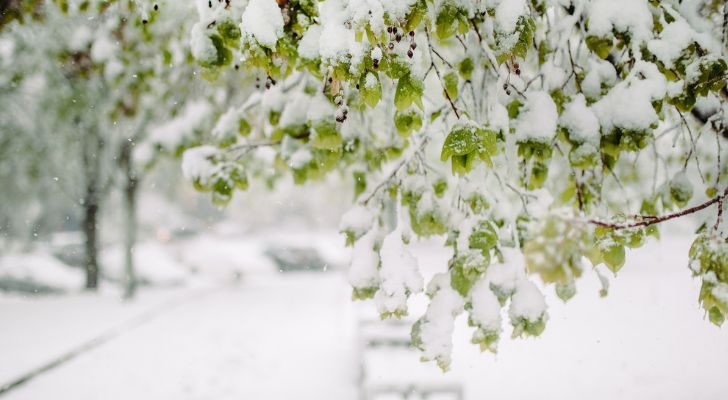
[1,234,727,399]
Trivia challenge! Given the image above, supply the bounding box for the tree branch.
[589,186,728,230]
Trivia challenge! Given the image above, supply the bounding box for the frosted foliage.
[509,279,547,332]
[190,24,217,65]
[515,91,558,144]
[348,229,380,290]
[485,262,524,302]
[339,205,375,240]
[318,0,355,62]
[279,92,311,127]
[495,0,527,33]
[560,94,600,146]
[647,18,698,69]
[297,25,322,60]
[592,62,666,133]
[182,146,219,186]
[469,277,502,332]
[176,0,728,371]
[416,273,464,370]
[241,0,284,49]
[587,0,653,44]
[213,107,242,140]
[581,59,616,99]
[150,100,212,151]
[375,229,423,317]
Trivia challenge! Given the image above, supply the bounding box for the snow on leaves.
[177,0,728,371]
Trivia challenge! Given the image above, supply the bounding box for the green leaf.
[441,125,499,175]
[443,71,459,100]
[353,171,367,198]
[601,242,625,274]
[495,16,535,64]
[435,1,467,40]
[360,72,382,108]
[312,119,342,150]
[468,222,498,254]
[511,16,535,60]
[200,34,232,68]
[217,19,241,45]
[433,178,448,198]
[669,172,693,208]
[555,281,577,302]
[230,166,249,191]
[394,73,424,111]
[709,307,725,326]
[458,57,474,80]
[394,110,423,137]
[507,100,523,119]
[404,0,427,32]
[238,118,251,136]
[586,35,613,59]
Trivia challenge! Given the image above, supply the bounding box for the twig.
[715,196,724,232]
[589,187,728,230]
[424,27,461,119]
[678,109,707,183]
[361,137,430,205]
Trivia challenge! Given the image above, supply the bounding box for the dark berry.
[515,68,521,75]
[411,43,417,50]
[387,27,392,33]
[395,34,402,42]
[503,83,508,90]
[388,42,394,50]
[407,50,413,58]
[154,4,158,11]
[409,31,414,37]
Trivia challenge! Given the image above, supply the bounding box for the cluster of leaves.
[178,0,728,369]
[689,233,728,326]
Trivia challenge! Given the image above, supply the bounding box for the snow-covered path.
[1,236,728,400]
[1,275,358,400]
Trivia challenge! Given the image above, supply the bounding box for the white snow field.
[1,234,727,400]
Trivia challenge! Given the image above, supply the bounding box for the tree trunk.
[82,131,103,290]
[83,198,99,289]
[120,141,139,300]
